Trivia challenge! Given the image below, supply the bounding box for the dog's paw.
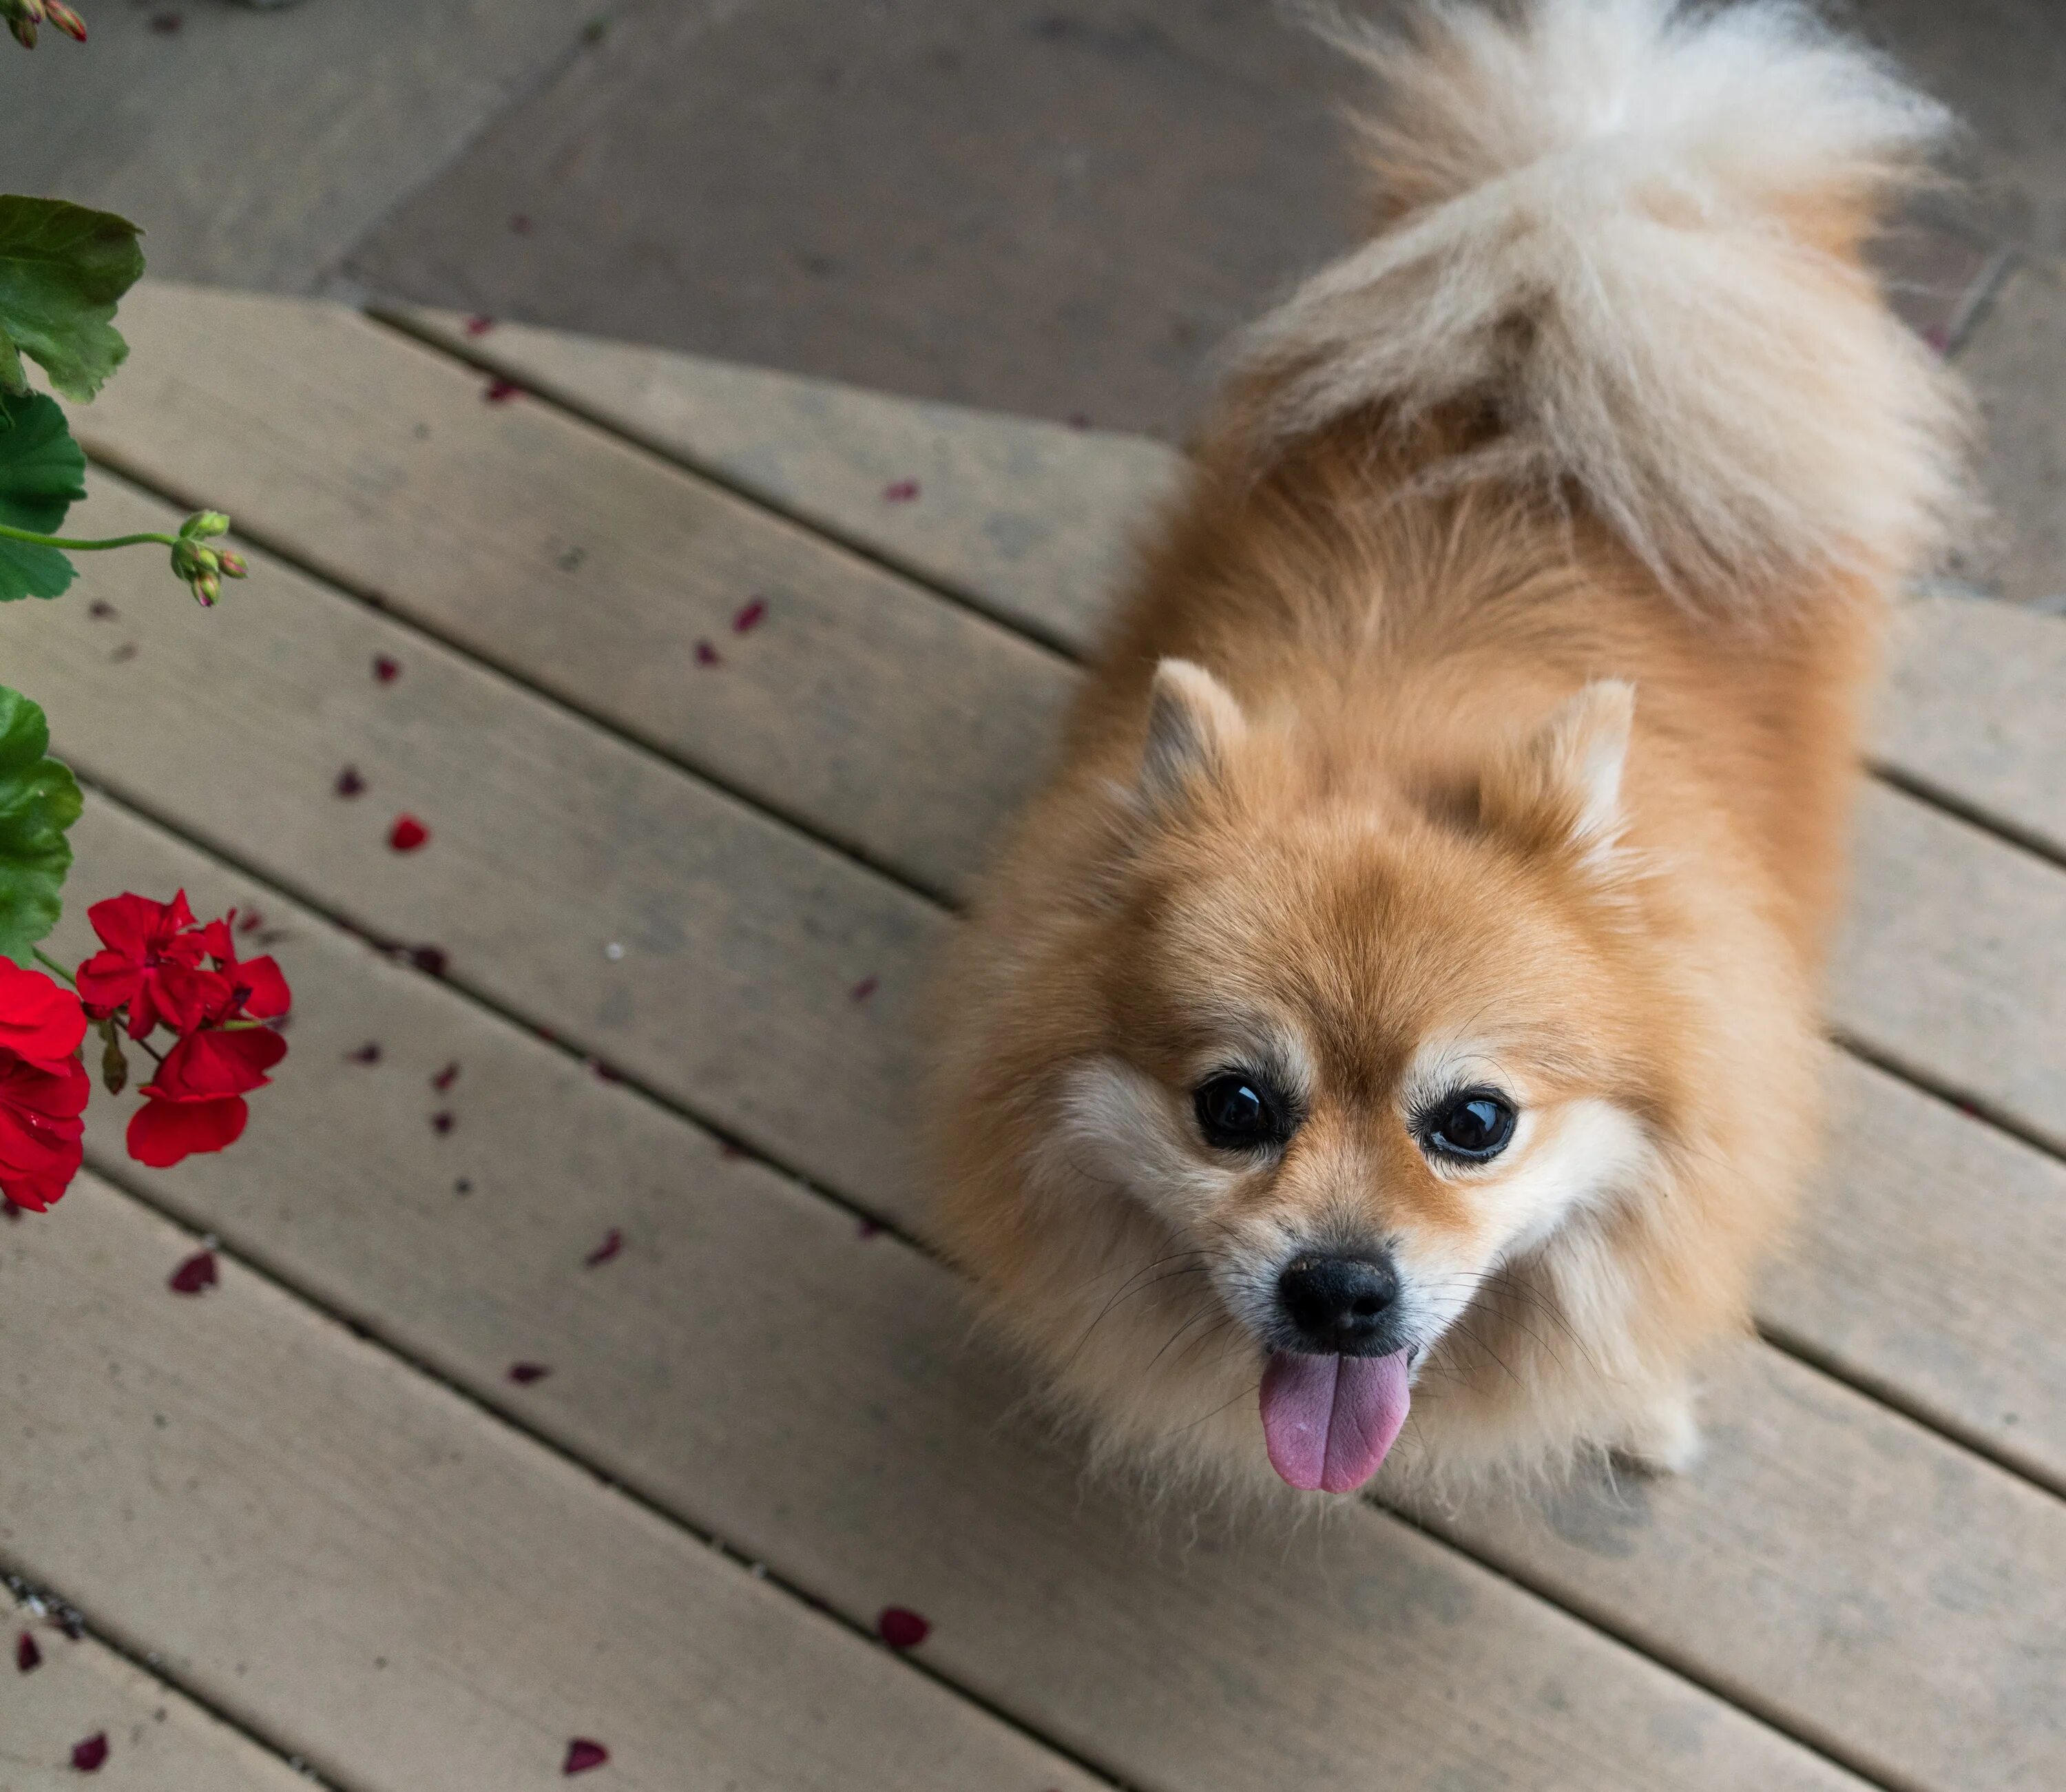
[1611,1386,1702,1477]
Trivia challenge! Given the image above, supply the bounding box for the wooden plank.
[41,795,1864,1792]
[0,1590,306,1792]
[1833,784,2066,1154]
[373,301,1184,652]
[0,1178,1111,1792]
[1773,1055,2066,1495]
[390,300,2066,862]
[81,282,1074,904]
[1876,591,2066,862]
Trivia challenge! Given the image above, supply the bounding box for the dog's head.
[1005,658,1681,1494]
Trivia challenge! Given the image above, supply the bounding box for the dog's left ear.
[1137,658,1248,815]
[1480,680,1634,865]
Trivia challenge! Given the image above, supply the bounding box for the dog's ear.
[1138,658,1247,813]
[1480,680,1634,865]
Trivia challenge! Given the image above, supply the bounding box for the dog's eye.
[1193,1071,1288,1151]
[1421,1090,1516,1163]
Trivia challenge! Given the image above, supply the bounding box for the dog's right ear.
[1137,658,1247,815]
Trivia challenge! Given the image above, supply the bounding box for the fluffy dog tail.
[1235,0,1971,603]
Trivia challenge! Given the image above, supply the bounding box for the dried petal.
[430,1061,459,1092]
[168,1249,218,1295]
[410,946,450,979]
[70,1732,109,1772]
[484,378,522,405]
[1,1197,19,1221]
[856,1218,881,1240]
[510,213,534,236]
[430,1111,455,1136]
[731,598,766,633]
[563,1738,609,1775]
[508,1362,550,1385]
[88,600,118,621]
[876,1607,930,1649]
[849,975,878,1003]
[15,1630,40,1672]
[464,315,497,337]
[347,1041,382,1065]
[693,640,722,668]
[335,766,367,798]
[372,654,401,685]
[881,479,920,503]
[388,815,430,853]
[584,1228,623,1267]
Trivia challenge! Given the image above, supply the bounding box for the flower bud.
[218,550,249,579]
[100,1025,127,1097]
[182,510,231,541]
[42,0,81,39]
[7,16,36,47]
[192,570,220,607]
[1,1,47,26]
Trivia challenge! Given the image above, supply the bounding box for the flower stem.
[31,947,76,986]
[0,522,180,552]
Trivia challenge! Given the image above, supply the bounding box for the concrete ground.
[3,0,2063,599]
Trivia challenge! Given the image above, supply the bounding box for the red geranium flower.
[0,961,89,1213]
[191,916,291,1023]
[74,891,222,1039]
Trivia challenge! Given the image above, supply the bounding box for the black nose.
[1277,1253,1399,1354]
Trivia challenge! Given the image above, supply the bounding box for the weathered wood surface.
[0,1178,1109,1792]
[371,301,1182,652]
[1835,784,2066,1153]
[83,284,1073,904]
[0,1590,306,1792]
[1877,591,2066,862]
[16,558,2066,1777]
[43,795,1863,1792]
[81,289,2066,1156]
[390,298,2066,862]
[1770,1055,2066,1495]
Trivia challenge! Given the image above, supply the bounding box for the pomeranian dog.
[927,0,1969,1502]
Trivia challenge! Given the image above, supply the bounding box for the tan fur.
[924,0,1968,1505]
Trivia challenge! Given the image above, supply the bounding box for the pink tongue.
[1259,1350,1412,1492]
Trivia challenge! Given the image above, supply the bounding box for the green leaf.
[0,196,145,403]
[0,386,85,599]
[0,683,81,965]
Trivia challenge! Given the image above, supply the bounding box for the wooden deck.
[1,281,2061,1791]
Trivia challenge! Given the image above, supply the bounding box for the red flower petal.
[694,640,722,667]
[167,1249,219,1295]
[876,1607,930,1649]
[464,315,497,337]
[147,1027,288,1101]
[227,956,291,1021]
[0,960,87,1065]
[881,479,920,503]
[373,654,401,685]
[563,1738,609,1775]
[16,1630,40,1672]
[70,1731,109,1772]
[508,1362,550,1385]
[849,975,878,1003]
[389,815,430,853]
[129,1097,249,1169]
[484,379,522,404]
[431,1061,459,1092]
[584,1227,623,1267]
[336,766,367,798]
[348,1042,382,1064]
[731,598,766,633]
